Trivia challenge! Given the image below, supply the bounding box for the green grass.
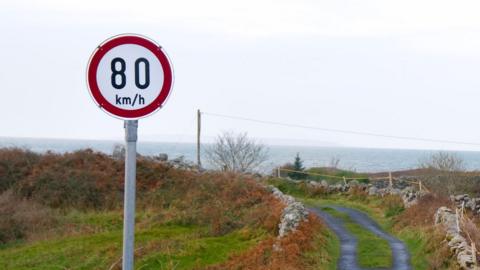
[62,210,123,231]
[320,206,392,268]
[0,211,265,270]
[269,178,308,198]
[396,229,430,270]
[324,229,341,270]
[305,167,369,184]
[302,223,340,270]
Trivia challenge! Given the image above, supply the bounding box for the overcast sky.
[2,0,480,151]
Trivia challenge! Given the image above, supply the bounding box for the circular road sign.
[87,34,173,119]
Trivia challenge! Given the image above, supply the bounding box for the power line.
[202,111,480,147]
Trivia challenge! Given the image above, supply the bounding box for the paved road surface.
[310,206,411,270]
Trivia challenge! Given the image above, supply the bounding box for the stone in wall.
[368,186,379,195]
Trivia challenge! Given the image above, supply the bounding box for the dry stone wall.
[307,179,424,208]
[270,186,309,237]
[435,207,477,269]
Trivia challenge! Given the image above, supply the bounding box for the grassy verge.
[396,229,430,269]
[320,206,392,268]
[0,211,265,270]
[301,220,340,270]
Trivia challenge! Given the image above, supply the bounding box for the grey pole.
[122,120,138,270]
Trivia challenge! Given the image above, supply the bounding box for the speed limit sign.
[86,34,174,270]
[87,34,173,119]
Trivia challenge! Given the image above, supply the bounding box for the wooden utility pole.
[197,109,201,168]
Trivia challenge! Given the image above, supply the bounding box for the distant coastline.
[2,136,480,173]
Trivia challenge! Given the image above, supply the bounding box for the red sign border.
[87,34,173,119]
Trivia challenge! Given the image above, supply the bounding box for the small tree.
[420,151,464,172]
[205,132,268,173]
[288,153,306,180]
[419,152,466,195]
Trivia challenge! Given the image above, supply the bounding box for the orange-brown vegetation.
[0,190,56,243]
[394,193,452,228]
[147,171,285,236]
[0,148,285,242]
[207,215,326,270]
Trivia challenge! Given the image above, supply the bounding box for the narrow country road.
[310,206,411,270]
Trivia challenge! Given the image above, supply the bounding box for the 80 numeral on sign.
[111,57,150,90]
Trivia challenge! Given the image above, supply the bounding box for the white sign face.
[96,44,164,110]
[87,35,173,119]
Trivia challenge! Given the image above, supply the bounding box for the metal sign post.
[123,120,138,270]
[87,34,173,269]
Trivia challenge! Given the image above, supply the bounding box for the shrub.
[420,152,465,172]
[422,174,480,197]
[0,148,283,240]
[306,185,329,197]
[15,150,122,209]
[394,193,452,229]
[348,185,369,201]
[418,152,473,196]
[0,190,56,243]
[0,148,40,192]
[148,172,284,236]
[207,215,326,270]
[10,149,177,209]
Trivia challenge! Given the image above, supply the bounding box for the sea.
[2,137,480,173]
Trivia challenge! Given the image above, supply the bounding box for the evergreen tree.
[288,153,306,179]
